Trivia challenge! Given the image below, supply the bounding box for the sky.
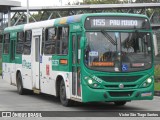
[11,0,81,6]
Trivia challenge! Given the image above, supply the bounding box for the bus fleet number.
[92,19,105,26]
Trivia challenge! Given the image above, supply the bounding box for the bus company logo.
[119,83,124,89]
[73,25,81,30]
[22,60,31,69]
[52,60,59,66]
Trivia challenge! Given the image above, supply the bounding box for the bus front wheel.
[114,101,127,106]
[60,80,73,107]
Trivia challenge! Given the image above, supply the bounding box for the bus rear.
[81,14,154,105]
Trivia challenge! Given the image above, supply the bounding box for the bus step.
[33,89,40,94]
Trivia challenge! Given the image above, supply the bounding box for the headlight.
[143,82,147,87]
[140,77,153,88]
[88,79,93,84]
[147,78,152,83]
[84,76,102,89]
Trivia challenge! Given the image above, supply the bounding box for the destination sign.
[85,16,150,30]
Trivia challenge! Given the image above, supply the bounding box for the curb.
[154,91,160,96]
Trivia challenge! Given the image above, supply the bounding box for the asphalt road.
[0,76,160,118]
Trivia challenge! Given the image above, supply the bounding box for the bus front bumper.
[82,84,154,102]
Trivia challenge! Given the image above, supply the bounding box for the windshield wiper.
[101,30,117,45]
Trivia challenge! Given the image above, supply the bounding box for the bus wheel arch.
[56,75,73,106]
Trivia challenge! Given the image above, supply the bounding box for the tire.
[60,80,73,107]
[114,101,127,106]
[17,73,26,95]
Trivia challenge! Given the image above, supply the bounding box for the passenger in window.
[53,35,57,40]
[63,44,68,54]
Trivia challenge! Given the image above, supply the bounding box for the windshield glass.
[85,31,152,72]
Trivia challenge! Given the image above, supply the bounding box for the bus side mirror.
[80,37,86,49]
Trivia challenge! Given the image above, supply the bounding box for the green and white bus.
[2,13,154,106]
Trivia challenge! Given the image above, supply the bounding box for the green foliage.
[83,0,120,4]
[30,11,69,22]
[135,0,160,3]
[82,0,160,4]
[155,82,160,91]
[155,64,160,77]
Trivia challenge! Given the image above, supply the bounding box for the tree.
[82,0,160,4]
[135,0,160,3]
[83,0,120,4]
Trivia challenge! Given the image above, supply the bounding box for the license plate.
[141,92,152,97]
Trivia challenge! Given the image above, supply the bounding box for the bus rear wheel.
[60,80,73,107]
[114,101,127,106]
[17,73,26,95]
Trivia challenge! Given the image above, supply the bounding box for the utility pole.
[60,0,63,6]
[27,0,29,23]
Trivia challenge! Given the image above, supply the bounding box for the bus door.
[71,33,82,99]
[10,39,16,84]
[32,29,42,90]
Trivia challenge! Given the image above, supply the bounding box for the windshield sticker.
[132,63,144,67]
[89,51,98,57]
[115,32,120,39]
[114,67,119,72]
[122,64,128,72]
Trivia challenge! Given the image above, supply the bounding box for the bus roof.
[4,24,24,33]
[4,13,149,32]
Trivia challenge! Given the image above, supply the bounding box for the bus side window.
[0,34,3,43]
[0,34,2,59]
[41,29,45,55]
[3,33,10,54]
[44,27,56,55]
[23,30,32,55]
[16,32,24,54]
[55,27,61,54]
[56,27,69,55]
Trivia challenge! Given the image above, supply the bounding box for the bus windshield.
[85,31,152,72]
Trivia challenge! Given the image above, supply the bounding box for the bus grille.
[109,91,133,97]
[104,84,136,88]
[97,76,142,82]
